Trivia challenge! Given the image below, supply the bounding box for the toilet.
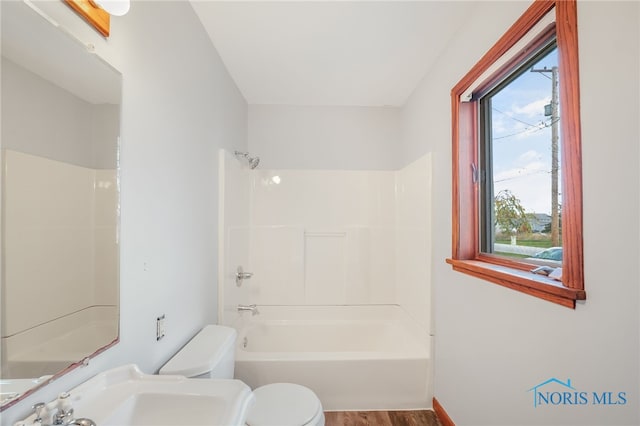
[159,325,325,426]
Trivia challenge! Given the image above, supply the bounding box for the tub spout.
[237,304,259,316]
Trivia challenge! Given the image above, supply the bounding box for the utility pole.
[531,66,560,247]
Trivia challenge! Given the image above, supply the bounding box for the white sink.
[104,393,229,425]
[1,376,52,406]
[16,365,254,426]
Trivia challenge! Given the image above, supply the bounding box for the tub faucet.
[237,304,259,316]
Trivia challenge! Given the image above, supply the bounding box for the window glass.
[479,43,561,265]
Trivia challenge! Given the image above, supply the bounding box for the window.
[480,41,559,261]
[448,0,585,308]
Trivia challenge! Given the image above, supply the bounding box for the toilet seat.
[246,383,325,426]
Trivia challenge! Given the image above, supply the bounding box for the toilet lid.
[246,383,321,426]
[159,325,236,377]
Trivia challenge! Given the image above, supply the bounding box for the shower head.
[248,156,260,169]
[234,151,260,169]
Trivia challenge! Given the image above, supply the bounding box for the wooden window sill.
[446,258,586,309]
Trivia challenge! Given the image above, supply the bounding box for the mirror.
[0,1,121,409]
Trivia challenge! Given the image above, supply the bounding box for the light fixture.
[91,0,130,16]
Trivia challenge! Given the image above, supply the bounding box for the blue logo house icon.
[528,378,578,407]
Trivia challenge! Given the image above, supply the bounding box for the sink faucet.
[44,393,96,426]
[52,393,74,425]
[30,400,96,426]
[68,420,97,426]
[237,304,259,316]
[51,414,96,426]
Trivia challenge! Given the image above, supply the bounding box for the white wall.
[1,1,247,423]
[91,104,121,169]
[248,104,401,170]
[1,58,118,170]
[401,1,639,425]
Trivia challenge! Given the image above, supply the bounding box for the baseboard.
[433,397,455,426]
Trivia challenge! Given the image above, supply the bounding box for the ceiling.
[190,1,476,107]
[1,1,121,105]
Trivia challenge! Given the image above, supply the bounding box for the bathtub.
[1,306,118,379]
[233,305,430,411]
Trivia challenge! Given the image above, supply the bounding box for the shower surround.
[218,149,433,409]
[218,149,432,331]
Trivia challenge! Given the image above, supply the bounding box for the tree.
[494,190,532,235]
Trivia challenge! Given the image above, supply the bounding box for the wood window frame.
[447,0,585,309]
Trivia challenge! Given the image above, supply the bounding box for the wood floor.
[324,410,442,426]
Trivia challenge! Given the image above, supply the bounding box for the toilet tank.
[159,325,237,379]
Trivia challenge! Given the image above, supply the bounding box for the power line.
[492,107,539,128]
[534,71,552,80]
[493,117,560,141]
[494,169,550,183]
[493,121,549,140]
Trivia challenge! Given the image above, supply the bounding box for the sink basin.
[17,365,254,426]
[103,393,236,425]
[1,376,52,405]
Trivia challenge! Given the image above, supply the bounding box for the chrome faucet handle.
[237,304,259,316]
[53,393,74,425]
[235,266,254,286]
[70,419,96,426]
[32,402,46,424]
[53,410,74,425]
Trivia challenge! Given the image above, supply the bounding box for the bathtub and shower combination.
[219,149,433,410]
[232,305,430,411]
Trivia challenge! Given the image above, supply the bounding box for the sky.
[490,47,559,216]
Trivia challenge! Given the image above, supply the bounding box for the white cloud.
[512,98,550,118]
[492,115,510,135]
[494,171,554,215]
[492,156,561,214]
[494,159,546,183]
[517,150,542,165]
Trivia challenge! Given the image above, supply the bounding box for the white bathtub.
[233,305,430,411]
[1,306,118,379]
